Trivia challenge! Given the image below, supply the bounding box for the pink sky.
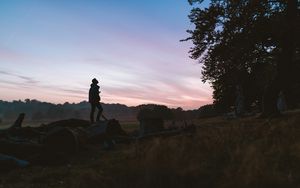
[0,0,212,110]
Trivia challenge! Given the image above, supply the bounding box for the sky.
[0,0,212,110]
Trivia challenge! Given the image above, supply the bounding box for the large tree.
[185,0,300,116]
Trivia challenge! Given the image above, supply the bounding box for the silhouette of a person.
[235,85,245,116]
[89,78,103,123]
[277,91,287,112]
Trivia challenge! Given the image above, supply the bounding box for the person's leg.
[90,103,96,123]
[96,103,103,121]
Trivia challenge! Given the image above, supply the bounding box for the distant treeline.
[0,99,135,122]
[0,99,218,123]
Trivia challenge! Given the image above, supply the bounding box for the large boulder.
[39,119,90,132]
[43,127,81,153]
[86,119,127,143]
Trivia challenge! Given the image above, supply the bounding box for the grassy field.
[1,110,300,188]
[0,119,139,131]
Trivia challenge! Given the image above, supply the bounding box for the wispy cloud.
[0,70,11,75]
[0,0,212,109]
[0,69,88,102]
[0,70,39,84]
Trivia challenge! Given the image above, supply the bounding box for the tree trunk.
[261,0,297,117]
[261,78,280,117]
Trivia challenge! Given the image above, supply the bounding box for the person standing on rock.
[89,78,105,123]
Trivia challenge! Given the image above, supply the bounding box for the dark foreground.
[1,110,300,188]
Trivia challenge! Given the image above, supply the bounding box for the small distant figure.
[89,78,105,123]
[277,91,287,112]
[235,85,245,117]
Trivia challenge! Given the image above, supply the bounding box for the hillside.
[0,100,138,122]
[1,110,300,188]
[0,100,204,124]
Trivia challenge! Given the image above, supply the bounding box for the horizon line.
[0,98,211,111]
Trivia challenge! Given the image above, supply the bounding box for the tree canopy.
[185,0,300,114]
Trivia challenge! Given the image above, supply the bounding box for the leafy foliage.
[185,0,300,112]
[137,104,173,120]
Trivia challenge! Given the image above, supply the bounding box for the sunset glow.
[0,0,212,110]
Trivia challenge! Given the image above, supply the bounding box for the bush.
[137,105,173,120]
[198,104,218,118]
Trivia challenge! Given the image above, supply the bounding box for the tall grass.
[109,112,300,188]
[1,111,300,188]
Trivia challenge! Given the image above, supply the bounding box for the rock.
[0,153,29,171]
[43,127,79,153]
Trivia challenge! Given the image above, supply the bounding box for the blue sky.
[0,0,212,109]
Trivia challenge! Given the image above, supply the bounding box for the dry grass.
[1,110,300,188]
